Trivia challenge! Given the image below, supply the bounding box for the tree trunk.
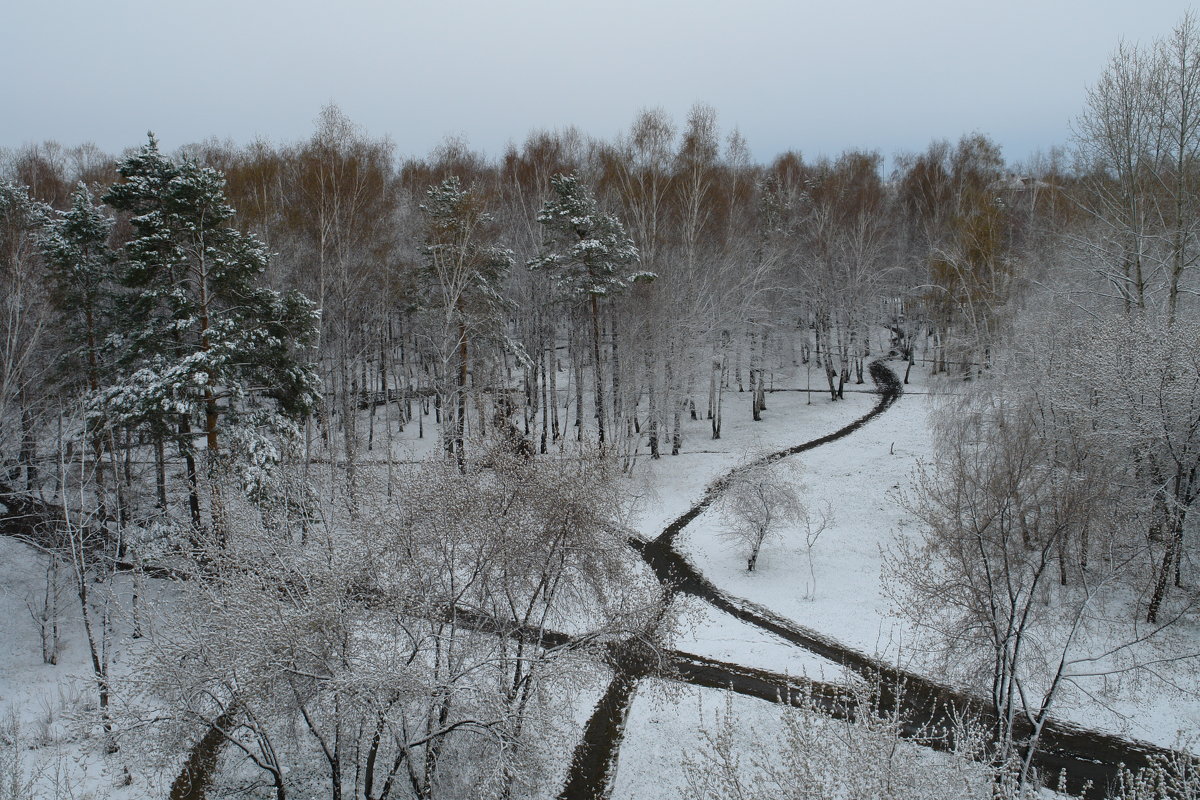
[155,437,168,510]
[455,319,468,470]
[590,294,606,449]
[540,344,550,455]
[179,416,203,535]
[19,401,36,491]
[713,356,725,440]
[549,335,561,444]
[611,310,621,440]
[646,346,660,459]
[749,327,761,421]
[1147,513,1183,624]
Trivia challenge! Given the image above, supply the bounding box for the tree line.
[1,103,1071,519]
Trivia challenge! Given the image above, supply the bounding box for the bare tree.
[139,449,652,800]
[419,177,514,468]
[719,461,808,572]
[683,678,1006,800]
[0,182,51,489]
[1074,12,1200,320]
[890,372,1200,791]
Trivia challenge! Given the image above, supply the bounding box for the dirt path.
[558,360,902,799]
[559,359,1177,800]
[652,360,902,551]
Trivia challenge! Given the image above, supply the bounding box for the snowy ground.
[611,679,765,800]
[612,678,1007,800]
[664,372,928,670]
[0,538,173,799]
[624,382,872,538]
[619,358,1200,774]
[2,354,1197,798]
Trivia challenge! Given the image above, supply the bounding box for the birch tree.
[1075,12,1200,319]
[720,461,807,572]
[890,351,1200,791]
[0,181,51,490]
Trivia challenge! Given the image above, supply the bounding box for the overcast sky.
[3,0,1195,169]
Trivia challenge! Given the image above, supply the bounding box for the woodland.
[1,14,1200,800]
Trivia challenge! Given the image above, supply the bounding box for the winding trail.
[557,360,902,800]
[0,361,1186,799]
[558,359,1177,800]
[651,360,902,551]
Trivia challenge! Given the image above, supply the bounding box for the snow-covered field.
[671,386,924,670]
[618,357,1200,781]
[2,356,1196,799]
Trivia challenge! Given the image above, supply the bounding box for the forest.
[1,14,1199,800]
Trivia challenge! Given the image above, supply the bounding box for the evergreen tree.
[529,173,647,448]
[419,176,514,467]
[99,134,320,536]
[39,184,120,522]
[40,183,116,395]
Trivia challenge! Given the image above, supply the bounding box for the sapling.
[719,460,807,572]
[799,500,833,601]
[26,554,64,665]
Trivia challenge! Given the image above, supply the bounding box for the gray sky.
[3,0,1195,169]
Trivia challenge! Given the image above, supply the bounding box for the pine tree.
[99,134,320,538]
[419,176,514,467]
[529,173,648,449]
[39,184,120,522]
[40,183,116,395]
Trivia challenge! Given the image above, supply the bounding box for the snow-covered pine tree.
[529,173,648,449]
[420,176,515,468]
[99,134,320,539]
[40,184,116,396]
[39,184,121,522]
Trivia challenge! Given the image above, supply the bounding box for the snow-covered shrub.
[682,680,1015,800]
[1109,752,1200,800]
[0,713,35,800]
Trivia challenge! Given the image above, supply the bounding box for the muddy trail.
[557,359,903,800]
[652,359,902,551]
[658,649,1170,798]
[558,359,1178,800]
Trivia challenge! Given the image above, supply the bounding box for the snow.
[611,680,767,800]
[670,595,839,678]
[2,354,1197,798]
[668,379,928,667]
[624,381,870,537]
[0,537,173,799]
[614,678,1062,800]
[631,360,1200,753]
